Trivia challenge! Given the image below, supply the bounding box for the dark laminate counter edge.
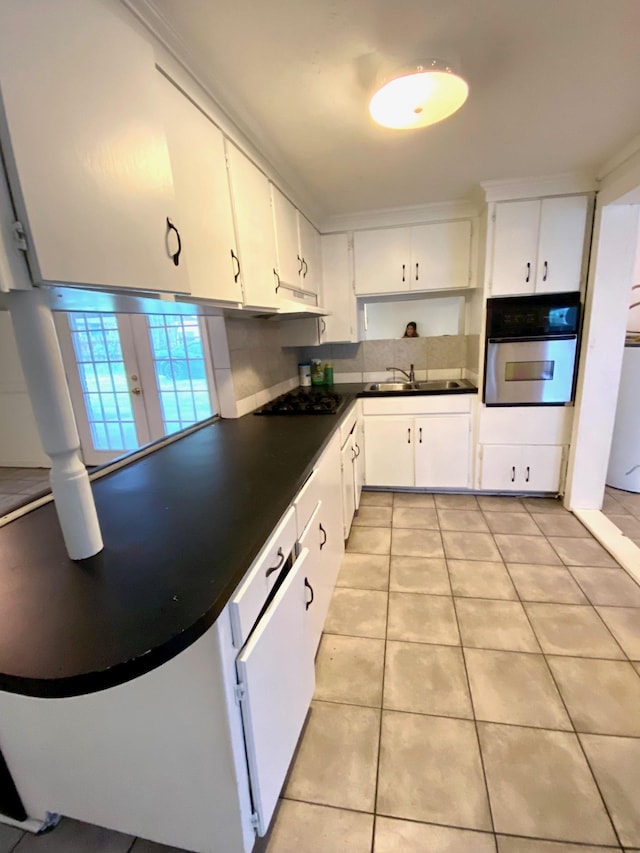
[0,393,358,699]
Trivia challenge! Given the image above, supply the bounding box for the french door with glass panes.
[55,312,217,465]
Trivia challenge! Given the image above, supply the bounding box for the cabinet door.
[354,228,411,294]
[297,503,325,656]
[320,233,357,343]
[535,196,588,294]
[479,445,521,491]
[364,417,414,487]
[341,438,356,538]
[491,201,540,296]
[415,415,470,488]
[353,419,365,509]
[271,185,302,288]
[236,548,315,835]
[226,143,279,309]
[0,0,187,294]
[298,214,321,294]
[521,445,564,492]
[161,77,242,304]
[411,221,471,290]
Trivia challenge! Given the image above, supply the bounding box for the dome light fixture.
[369,59,469,130]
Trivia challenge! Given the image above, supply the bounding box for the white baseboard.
[573,508,640,585]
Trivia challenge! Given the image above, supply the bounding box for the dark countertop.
[0,379,477,699]
[0,392,357,698]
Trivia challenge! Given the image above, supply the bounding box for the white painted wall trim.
[565,203,640,510]
[481,172,597,203]
[321,199,480,234]
[573,508,640,586]
[597,142,640,206]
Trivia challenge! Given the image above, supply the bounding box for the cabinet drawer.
[362,395,473,416]
[229,506,297,647]
[294,469,322,535]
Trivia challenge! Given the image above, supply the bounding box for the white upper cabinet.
[0,0,188,294]
[320,233,357,343]
[297,215,321,294]
[354,221,472,295]
[271,186,301,288]
[535,196,589,294]
[160,77,242,304]
[271,186,320,295]
[411,221,472,290]
[354,228,411,294]
[226,143,279,310]
[490,196,589,296]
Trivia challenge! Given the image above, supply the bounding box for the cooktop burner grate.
[254,389,343,415]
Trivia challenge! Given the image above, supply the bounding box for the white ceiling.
[133,0,640,222]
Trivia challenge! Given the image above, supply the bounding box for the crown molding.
[320,198,481,234]
[480,172,597,203]
[119,0,324,225]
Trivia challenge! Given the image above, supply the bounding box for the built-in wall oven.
[484,291,581,406]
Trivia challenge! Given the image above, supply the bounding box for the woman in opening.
[403,321,419,338]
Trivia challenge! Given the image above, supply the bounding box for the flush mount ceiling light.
[369,59,469,130]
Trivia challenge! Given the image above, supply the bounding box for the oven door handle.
[487,334,577,344]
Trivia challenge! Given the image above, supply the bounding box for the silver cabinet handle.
[419,427,422,444]
[525,466,530,483]
[415,262,419,281]
[525,262,531,283]
[402,264,406,282]
[542,261,548,282]
[407,428,411,444]
[511,466,516,483]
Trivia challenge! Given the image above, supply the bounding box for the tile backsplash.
[213,317,300,417]
[299,335,480,383]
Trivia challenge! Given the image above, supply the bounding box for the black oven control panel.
[486,291,580,340]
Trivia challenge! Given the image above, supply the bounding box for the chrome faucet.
[386,363,415,383]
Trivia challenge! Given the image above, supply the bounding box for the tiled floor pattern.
[268,490,640,853]
[2,491,640,853]
[0,467,50,516]
[602,485,640,550]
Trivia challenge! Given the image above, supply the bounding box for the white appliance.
[607,342,640,492]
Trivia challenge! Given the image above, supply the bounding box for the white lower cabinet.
[363,397,474,489]
[236,547,315,835]
[414,416,471,489]
[364,417,414,487]
[339,407,366,536]
[480,444,565,493]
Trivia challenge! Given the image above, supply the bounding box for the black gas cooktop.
[254,389,343,415]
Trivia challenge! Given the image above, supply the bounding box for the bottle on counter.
[298,361,311,387]
[324,362,334,386]
[310,359,325,386]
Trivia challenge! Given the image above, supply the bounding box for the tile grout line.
[505,558,625,849]
[368,550,393,853]
[447,556,499,851]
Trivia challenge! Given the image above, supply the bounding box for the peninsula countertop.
[0,394,358,699]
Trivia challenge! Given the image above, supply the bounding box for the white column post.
[7,288,103,559]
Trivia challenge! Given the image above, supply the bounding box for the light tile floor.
[266,490,640,853]
[0,467,50,516]
[2,491,640,853]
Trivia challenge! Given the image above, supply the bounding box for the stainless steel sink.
[365,382,415,391]
[364,378,476,393]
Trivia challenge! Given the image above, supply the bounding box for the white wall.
[0,313,50,467]
[566,203,640,509]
